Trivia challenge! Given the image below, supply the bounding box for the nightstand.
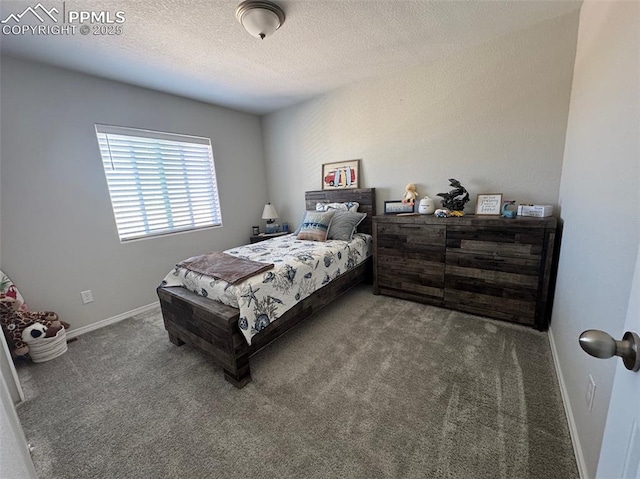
[250,232,288,243]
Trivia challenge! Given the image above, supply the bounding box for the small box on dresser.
[373,214,558,330]
[517,204,554,217]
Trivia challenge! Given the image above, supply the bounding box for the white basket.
[28,327,68,363]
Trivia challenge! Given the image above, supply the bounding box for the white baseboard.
[66,302,160,340]
[548,326,589,479]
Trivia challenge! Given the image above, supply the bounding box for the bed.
[156,188,376,388]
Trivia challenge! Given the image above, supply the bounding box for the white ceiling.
[0,0,582,115]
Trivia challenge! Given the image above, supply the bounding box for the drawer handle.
[398,225,422,229]
[474,256,505,261]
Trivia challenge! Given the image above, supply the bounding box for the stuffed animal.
[0,270,29,312]
[0,297,68,357]
[402,183,418,206]
[22,323,48,343]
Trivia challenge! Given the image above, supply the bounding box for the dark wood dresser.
[373,214,558,330]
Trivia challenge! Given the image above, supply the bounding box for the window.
[95,124,222,242]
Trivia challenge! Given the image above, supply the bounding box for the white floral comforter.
[161,233,372,345]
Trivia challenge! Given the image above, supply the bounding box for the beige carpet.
[16,285,578,478]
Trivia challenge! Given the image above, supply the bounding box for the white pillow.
[316,201,359,213]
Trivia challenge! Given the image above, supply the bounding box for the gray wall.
[262,12,579,224]
[551,1,640,478]
[0,56,267,330]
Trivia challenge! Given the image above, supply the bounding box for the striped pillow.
[327,211,366,241]
[296,210,335,242]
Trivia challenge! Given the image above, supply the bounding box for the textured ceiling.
[0,0,582,115]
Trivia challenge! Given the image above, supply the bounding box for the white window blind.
[95,124,222,242]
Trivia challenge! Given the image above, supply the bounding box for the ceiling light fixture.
[236,0,285,40]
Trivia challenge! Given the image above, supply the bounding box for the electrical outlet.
[586,375,596,411]
[80,290,94,304]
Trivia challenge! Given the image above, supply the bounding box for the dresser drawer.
[376,223,445,257]
[445,259,539,314]
[374,221,445,303]
[444,226,543,324]
[446,226,544,258]
[444,289,536,325]
[445,250,541,276]
[377,254,445,301]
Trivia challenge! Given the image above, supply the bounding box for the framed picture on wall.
[322,159,361,190]
[475,194,503,215]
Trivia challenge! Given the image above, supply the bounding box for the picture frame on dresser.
[475,193,503,215]
[322,159,360,190]
[384,200,414,214]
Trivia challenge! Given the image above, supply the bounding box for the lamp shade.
[262,203,278,220]
[236,1,285,40]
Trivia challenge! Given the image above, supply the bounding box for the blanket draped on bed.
[178,252,274,285]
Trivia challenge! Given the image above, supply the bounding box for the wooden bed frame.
[157,188,376,388]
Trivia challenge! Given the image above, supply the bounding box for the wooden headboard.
[305,188,376,235]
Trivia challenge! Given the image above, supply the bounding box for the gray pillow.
[327,211,366,241]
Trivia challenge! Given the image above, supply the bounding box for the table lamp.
[262,203,279,233]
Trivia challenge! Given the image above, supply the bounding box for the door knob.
[579,330,640,372]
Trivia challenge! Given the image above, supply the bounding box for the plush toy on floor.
[0,270,71,358]
[22,322,49,342]
[0,297,68,357]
